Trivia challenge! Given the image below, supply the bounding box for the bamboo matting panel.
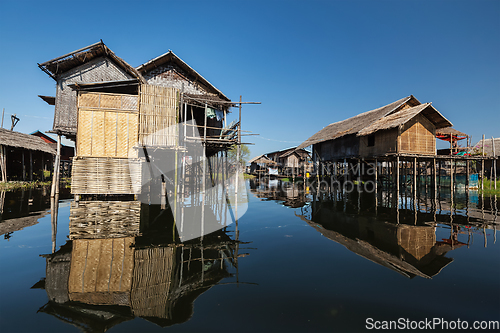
[399,114,435,155]
[130,246,175,318]
[78,91,138,111]
[77,109,139,158]
[77,91,139,158]
[69,201,141,239]
[68,237,135,305]
[71,157,142,194]
[139,84,179,147]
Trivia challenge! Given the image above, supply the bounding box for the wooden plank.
[121,237,135,291]
[95,238,113,292]
[68,239,88,293]
[83,239,102,293]
[109,238,125,291]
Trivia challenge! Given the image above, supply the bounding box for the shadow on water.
[250,178,498,280]
[32,189,250,332]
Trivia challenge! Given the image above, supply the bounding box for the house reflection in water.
[250,179,487,279]
[249,179,310,208]
[35,199,246,331]
[298,206,461,279]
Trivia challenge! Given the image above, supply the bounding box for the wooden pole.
[450,157,454,193]
[51,134,61,197]
[0,145,6,182]
[1,108,4,129]
[466,159,470,190]
[29,151,33,181]
[492,136,497,190]
[22,150,26,181]
[433,157,437,199]
[396,156,399,199]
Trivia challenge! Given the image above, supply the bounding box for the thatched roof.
[248,154,278,165]
[358,103,451,136]
[136,50,230,102]
[472,137,500,157]
[297,95,452,149]
[38,41,145,83]
[280,148,310,159]
[0,128,56,154]
[436,127,467,137]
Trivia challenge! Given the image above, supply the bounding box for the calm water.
[0,181,499,332]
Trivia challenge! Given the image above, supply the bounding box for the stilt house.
[39,42,241,196]
[297,96,452,162]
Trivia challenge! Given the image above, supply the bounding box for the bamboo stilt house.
[297,95,453,161]
[39,42,244,196]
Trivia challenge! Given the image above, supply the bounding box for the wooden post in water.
[0,145,6,182]
[466,159,470,190]
[29,151,33,181]
[396,156,400,207]
[492,136,497,190]
[481,134,485,190]
[22,150,26,181]
[51,134,61,197]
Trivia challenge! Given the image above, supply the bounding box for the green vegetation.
[0,178,71,191]
[228,144,251,165]
[479,179,500,195]
[243,173,256,179]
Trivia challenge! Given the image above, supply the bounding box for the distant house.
[0,128,55,182]
[31,130,74,177]
[266,147,311,176]
[472,137,500,178]
[297,95,452,161]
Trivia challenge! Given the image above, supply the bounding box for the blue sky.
[0,0,498,156]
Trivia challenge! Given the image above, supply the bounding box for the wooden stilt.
[29,151,33,181]
[0,145,6,182]
[466,159,470,190]
[493,136,497,190]
[22,150,25,181]
[51,134,61,197]
[396,156,400,208]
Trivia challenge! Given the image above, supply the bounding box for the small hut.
[436,127,469,155]
[472,137,500,179]
[248,154,278,175]
[0,128,55,182]
[297,95,452,161]
[31,130,74,177]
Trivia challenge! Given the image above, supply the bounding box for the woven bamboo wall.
[399,114,436,155]
[69,201,141,239]
[77,91,139,158]
[68,237,134,305]
[131,246,175,318]
[71,157,142,194]
[139,84,179,147]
